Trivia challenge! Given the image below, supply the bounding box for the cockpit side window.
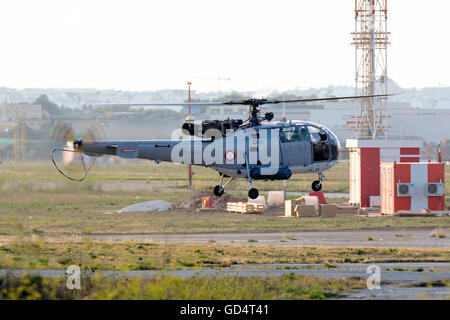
[279,126,309,142]
[307,126,330,162]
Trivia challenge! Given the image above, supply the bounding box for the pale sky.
[0,0,449,92]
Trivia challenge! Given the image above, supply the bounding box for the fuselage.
[78,120,340,180]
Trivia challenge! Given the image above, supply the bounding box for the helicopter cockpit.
[279,126,309,142]
[307,126,330,162]
[306,125,340,162]
[279,123,340,166]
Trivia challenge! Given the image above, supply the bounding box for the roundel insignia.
[225,150,235,161]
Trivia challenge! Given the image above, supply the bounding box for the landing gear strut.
[247,176,259,199]
[244,152,259,199]
[213,174,235,197]
[311,172,325,192]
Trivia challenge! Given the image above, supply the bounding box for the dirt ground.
[1,161,450,300]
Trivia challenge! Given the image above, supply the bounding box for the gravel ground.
[90,229,450,248]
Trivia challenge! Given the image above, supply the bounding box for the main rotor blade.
[272,93,394,104]
[89,93,394,108]
[90,102,228,107]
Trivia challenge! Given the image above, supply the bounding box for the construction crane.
[13,110,27,160]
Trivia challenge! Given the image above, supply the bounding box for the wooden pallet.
[227,202,264,214]
[337,205,359,216]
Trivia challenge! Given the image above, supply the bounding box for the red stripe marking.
[400,147,420,155]
[428,163,445,211]
[360,148,380,207]
[121,149,136,152]
[400,157,420,162]
[394,162,411,212]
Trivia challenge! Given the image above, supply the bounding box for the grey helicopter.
[51,94,389,199]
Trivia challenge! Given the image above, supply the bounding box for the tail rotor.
[50,121,104,181]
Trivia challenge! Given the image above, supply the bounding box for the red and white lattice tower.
[346,1,424,208]
[349,0,390,139]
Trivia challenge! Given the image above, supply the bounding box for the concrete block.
[319,204,338,217]
[249,195,267,208]
[295,205,317,217]
[337,205,359,216]
[268,191,285,206]
[303,196,319,211]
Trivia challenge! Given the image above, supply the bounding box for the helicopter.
[51,94,390,199]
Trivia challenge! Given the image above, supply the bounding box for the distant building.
[0,104,46,130]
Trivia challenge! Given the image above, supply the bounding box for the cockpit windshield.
[328,130,340,161]
[278,122,340,163]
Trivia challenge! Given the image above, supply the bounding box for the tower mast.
[351,0,390,139]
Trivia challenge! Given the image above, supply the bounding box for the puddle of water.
[343,285,450,300]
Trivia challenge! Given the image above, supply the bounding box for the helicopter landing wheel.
[213,185,225,197]
[311,180,322,192]
[248,188,259,199]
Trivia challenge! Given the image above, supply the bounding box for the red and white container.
[346,139,422,207]
[380,162,445,215]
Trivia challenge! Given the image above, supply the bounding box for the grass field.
[0,273,365,300]
[1,161,449,236]
[1,210,450,236]
[1,161,449,300]
[1,238,449,271]
[0,159,351,192]
[0,235,447,300]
